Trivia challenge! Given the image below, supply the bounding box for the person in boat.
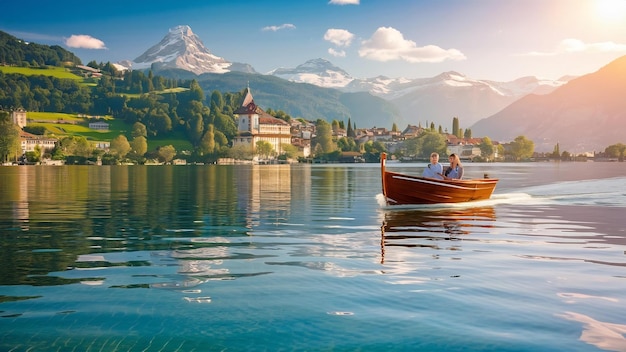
[441,153,464,180]
[422,152,444,179]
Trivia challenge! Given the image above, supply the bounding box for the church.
[232,87,291,157]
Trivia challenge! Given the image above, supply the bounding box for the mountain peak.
[169,25,193,36]
[130,25,232,75]
[269,58,354,88]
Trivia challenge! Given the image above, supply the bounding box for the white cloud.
[329,0,359,5]
[523,38,626,56]
[358,27,466,63]
[65,35,106,49]
[324,29,354,47]
[328,48,346,57]
[262,23,296,32]
[559,38,626,53]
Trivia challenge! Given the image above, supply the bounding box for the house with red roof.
[232,87,292,159]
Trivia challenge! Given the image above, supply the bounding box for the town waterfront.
[1,162,625,351]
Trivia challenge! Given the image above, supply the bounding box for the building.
[19,130,57,154]
[232,87,291,157]
[11,108,27,128]
[89,121,109,130]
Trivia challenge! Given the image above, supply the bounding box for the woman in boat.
[422,152,444,179]
[442,153,464,180]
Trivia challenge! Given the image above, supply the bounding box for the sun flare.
[595,0,626,22]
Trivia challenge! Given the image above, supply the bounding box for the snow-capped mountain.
[268,58,354,88]
[122,25,254,75]
[363,71,570,127]
[269,62,570,127]
[114,25,573,132]
[270,60,568,100]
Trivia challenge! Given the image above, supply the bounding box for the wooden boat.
[380,153,498,205]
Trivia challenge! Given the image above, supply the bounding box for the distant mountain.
[120,25,255,75]
[471,55,626,153]
[271,61,569,129]
[195,71,402,128]
[116,25,571,131]
[381,72,569,128]
[268,58,354,88]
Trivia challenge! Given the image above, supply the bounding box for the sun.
[595,0,626,22]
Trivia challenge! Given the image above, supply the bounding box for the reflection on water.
[0,165,300,288]
[558,312,626,352]
[1,163,626,351]
[380,206,496,263]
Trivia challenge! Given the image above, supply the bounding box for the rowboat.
[380,153,498,205]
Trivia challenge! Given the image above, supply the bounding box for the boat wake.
[376,192,531,211]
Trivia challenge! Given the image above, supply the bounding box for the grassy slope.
[6,67,193,152]
[28,112,193,152]
[0,66,83,80]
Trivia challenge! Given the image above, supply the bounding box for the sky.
[2,0,626,82]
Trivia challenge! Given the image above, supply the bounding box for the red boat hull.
[381,153,498,205]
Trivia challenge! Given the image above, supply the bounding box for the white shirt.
[422,163,443,179]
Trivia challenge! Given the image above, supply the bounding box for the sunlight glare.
[595,0,626,22]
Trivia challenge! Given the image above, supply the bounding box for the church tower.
[234,86,259,134]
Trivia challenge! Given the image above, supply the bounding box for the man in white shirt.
[422,152,444,179]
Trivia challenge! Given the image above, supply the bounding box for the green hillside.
[0,66,84,81]
[26,112,193,152]
[148,70,403,129]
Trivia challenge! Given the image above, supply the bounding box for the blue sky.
[2,0,626,81]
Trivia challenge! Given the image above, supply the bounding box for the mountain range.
[472,55,626,153]
[113,25,625,152]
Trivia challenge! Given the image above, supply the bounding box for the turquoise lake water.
[0,162,625,351]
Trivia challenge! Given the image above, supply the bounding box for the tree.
[229,143,253,160]
[256,140,274,159]
[464,128,472,139]
[452,117,459,137]
[157,145,176,163]
[551,143,560,159]
[605,143,626,161]
[132,122,147,138]
[507,135,535,161]
[0,111,21,163]
[130,136,148,157]
[402,130,447,159]
[337,137,357,152]
[199,125,216,155]
[57,135,92,158]
[25,145,42,162]
[346,117,355,138]
[210,90,224,111]
[110,135,131,159]
[363,140,386,162]
[479,137,495,161]
[280,144,299,159]
[313,119,335,154]
[392,122,398,132]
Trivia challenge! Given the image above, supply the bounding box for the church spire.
[242,84,254,108]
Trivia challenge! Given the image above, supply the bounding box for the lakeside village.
[0,88,614,166]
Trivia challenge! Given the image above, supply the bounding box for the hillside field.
[27,112,193,152]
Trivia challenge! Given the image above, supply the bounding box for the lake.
[0,161,625,351]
